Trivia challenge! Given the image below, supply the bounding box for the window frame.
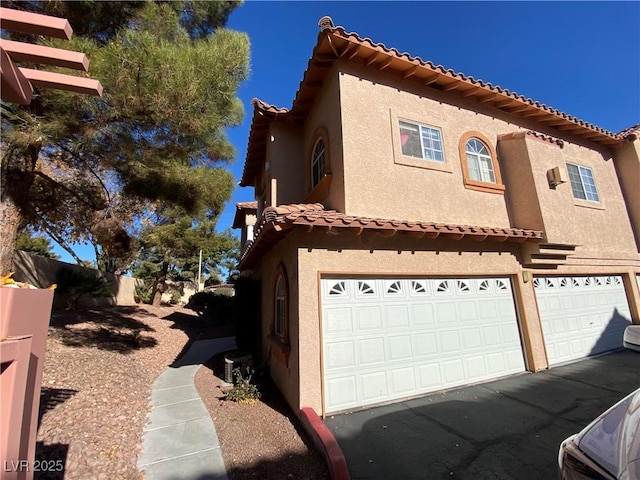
[310,136,325,190]
[566,162,600,203]
[398,119,446,163]
[270,264,291,367]
[458,131,504,194]
[274,273,286,338]
[305,127,332,203]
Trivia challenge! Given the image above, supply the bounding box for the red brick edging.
[299,407,350,480]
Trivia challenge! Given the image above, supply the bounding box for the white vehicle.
[559,388,640,479]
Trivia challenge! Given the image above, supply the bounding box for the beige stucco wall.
[260,69,345,211]
[252,235,301,411]
[338,63,513,227]
[499,135,639,263]
[13,251,143,307]
[613,139,640,251]
[266,122,305,205]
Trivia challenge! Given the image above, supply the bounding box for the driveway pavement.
[324,350,639,480]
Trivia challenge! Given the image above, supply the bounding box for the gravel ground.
[194,354,330,480]
[35,304,329,480]
[36,304,203,480]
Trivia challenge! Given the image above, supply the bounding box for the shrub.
[185,291,234,323]
[55,267,111,309]
[226,367,261,405]
[134,284,153,304]
[170,289,182,305]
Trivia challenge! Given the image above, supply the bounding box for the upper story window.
[465,138,495,183]
[567,163,599,202]
[399,120,444,162]
[458,131,504,195]
[311,137,325,189]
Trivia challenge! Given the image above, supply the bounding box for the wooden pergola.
[0,7,103,104]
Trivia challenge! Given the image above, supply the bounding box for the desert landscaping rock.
[35,304,329,480]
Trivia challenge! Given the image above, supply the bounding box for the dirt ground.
[34,304,329,479]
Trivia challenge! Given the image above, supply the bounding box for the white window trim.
[390,111,453,174]
[566,162,600,203]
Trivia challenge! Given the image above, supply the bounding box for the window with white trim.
[466,138,496,183]
[399,120,445,162]
[311,137,325,189]
[567,163,599,202]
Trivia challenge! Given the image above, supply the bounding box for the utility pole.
[197,249,203,292]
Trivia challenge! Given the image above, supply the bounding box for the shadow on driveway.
[325,350,639,480]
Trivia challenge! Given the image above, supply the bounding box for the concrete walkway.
[137,337,237,480]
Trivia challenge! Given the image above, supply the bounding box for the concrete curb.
[300,407,350,480]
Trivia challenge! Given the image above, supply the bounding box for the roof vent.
[318,16,334,31]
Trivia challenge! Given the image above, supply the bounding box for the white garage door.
[534,275,631,366]
[321,277,526,414]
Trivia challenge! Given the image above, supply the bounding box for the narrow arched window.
[274,272,287,338]
[311,137,325,189]
[465,138,495,183]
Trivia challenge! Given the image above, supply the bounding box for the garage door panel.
[465,356,487,379]
[390,367,416,394]
[417,364,442,389]
[361,372,387,400]
[355,306,382,331]
[358,338,385,365]
[410,303,435,325]
[325,307,353,334]
[535,275,631,366]
[414,332,438,357]
[384,304,410,329]
[387,335,413,360]
[322,277,525,413]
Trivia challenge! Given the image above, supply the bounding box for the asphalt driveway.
[324,350,639,480]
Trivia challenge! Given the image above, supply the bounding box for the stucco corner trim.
[300,407,350,480]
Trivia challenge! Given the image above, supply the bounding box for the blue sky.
[53,1,639,264]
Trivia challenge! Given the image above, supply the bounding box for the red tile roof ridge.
[236,201,258,209]
[617,123,640,140]
[319,21,617,138]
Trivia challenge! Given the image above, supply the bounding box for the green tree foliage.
[132,202,240,306]
[16,231,60,259]
[55,266,111,310]
[0,1,249,274]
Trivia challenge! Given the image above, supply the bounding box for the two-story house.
[234,17,640,417]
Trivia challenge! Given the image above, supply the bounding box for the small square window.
[567,163,599,202]
[399,120,444,163]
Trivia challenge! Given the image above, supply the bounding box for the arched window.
[274,270,287,338]
[465,138,495,183]
[458,131,504,194]
[311,137,325,189]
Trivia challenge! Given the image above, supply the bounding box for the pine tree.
[0,1,248,273]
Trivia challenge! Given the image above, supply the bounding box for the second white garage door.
[321,277,526,414]
[534,275,632,366]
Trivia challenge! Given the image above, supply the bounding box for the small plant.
[225,367,261,405]
[55,267,111,309]
[134,284,153,304]
[170,289,182,305]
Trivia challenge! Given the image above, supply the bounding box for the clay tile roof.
[239,204,543,269]
[616,124,640,140]
[240,17,628,188]
[236,201,258,210]
[232,201,258,229]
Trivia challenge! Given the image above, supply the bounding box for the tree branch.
[33,170,105,210]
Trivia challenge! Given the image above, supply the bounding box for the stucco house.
[233,17,640,417]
